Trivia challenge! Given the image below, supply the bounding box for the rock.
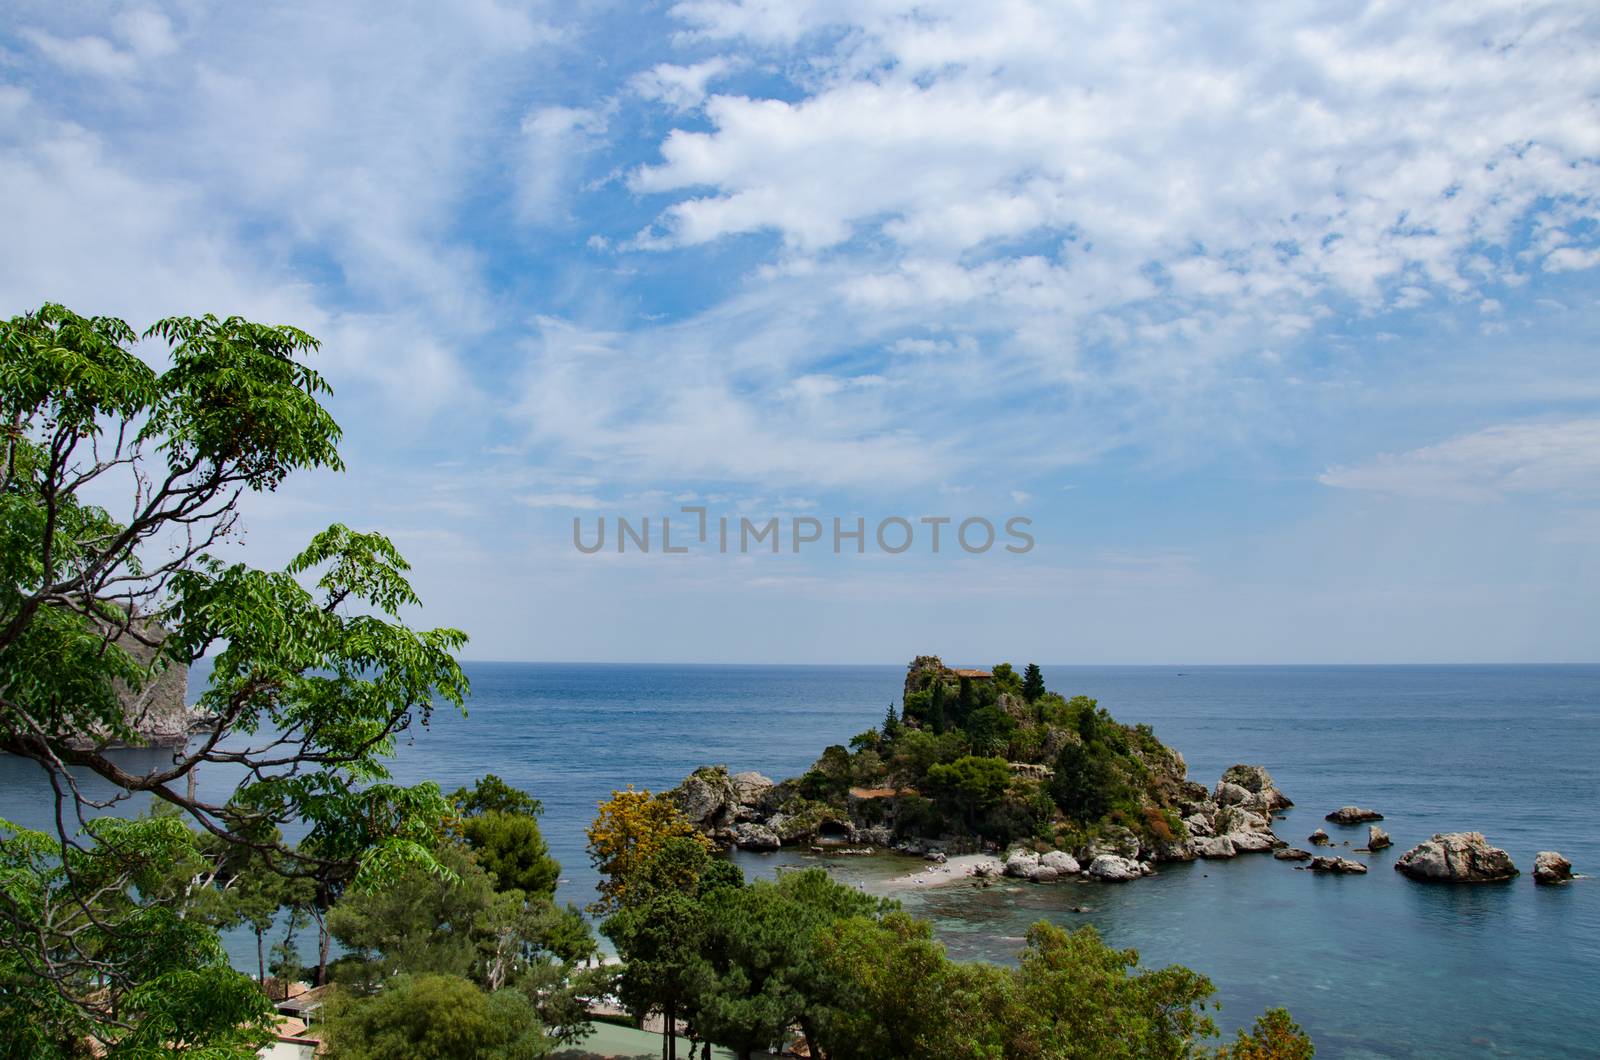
[1226,830,1283,853]
[1274,848,1313,861]
[855,826,893,848]
[731,822,780,851]
[1308,828,1330,846]
[1394,832,1518,883]
[1365,826,1392,852]
[1214,781,1253,807]
[1194,835,1237,859]
[1005,848,1080,882]
[972,859,1000,879]
[1080,826,1141,861]
[1220,764,1294,810]
[673,773,732,827]
[730,771,774,806]
[1086,854,1143,882]
[1325,806,1384,825]
[1309,856,1368,874]
[1533,851,1574,885]
[925,850,948,864]
[1152,836,1197,863]
[1182,813,1215,838]
[1040,850,1081,875]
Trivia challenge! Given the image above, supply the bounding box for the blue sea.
[2,663,1596,1057]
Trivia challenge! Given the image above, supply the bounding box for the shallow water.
[2,663,1595,1056]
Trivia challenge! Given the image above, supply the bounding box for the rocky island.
[670,656,1298,882]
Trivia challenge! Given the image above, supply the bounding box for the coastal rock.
[1195,835,1237,859]
[1086,854,1143,882]
[1309,828,1330,846]
[1183,812,1215,838]
[1214,781,1253,807]
[1004,848,1081,882]
[1394,832,1518,883]
[1533,851,1574,885]
[1152,836,1197,863]
[731,823,780,851]
[672,767,740,828]
[1220,764,1294,810]
[925,850,948,864]
[1226,830,1283,854]
[1275,848,1313,861]
[1040,850,1080,875]
[1325,806,1384,825]
[1080,826,1141,862]
[1309,856,1368,875]
[1365,826,1392,852]
[730,771,775,807]
[855,826,893,848]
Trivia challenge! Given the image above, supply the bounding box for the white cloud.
[1319,420,1600,501]
[518,104,611,224]
[1544,246,1600,272]
[629,58,735,112]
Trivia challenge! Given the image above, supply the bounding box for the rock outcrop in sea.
[1308,855,1367,875]
[1393,832,1518,883]
[1325,806,1384,825]
[1533,851,1574,885]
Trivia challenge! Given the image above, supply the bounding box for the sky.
[3,1,1598,664]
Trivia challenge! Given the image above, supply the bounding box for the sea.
[1,663,1596,1058]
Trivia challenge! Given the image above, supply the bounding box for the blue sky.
[3,1,1598,663]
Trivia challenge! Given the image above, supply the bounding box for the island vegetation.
[0,304,1311,1058]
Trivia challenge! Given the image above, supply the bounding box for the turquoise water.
[3,663,1596,1056]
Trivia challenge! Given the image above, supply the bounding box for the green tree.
[454,773,544,818]
[925,755,1013,829]
[881,702,901,742]
[0,815,275,1058]
[320,973,549,1060]
[1050,741,1116,823]
[460,811,560,898]
[1218,1008,1315,1059]
[0,304,470,1040]
[1011,921,1217,1058]
[1022,663,1045,702]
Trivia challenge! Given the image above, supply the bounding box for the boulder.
[1325,806,1384,825]
[1309,856,1368,874]
[1182,812,1215,838]
[1041,850,1081,875]
[1394,832,1518,883]
[730,771,775,806]
[672,772,734,828]
[1274,848,1313,861]
[1194,835,1237,859]
[1365,826,1392,852]
[1533,851,1574,885]
[925,850,948,864]
[1214,781,1253,807]
[1226,830,1283,853]
[1005,848,1081,882]
[1079,826,1141,862]
[1308,828,1330,846]
[1220,764,1294,810]
[1086,854,1143,882]
[1151,836,1197,863]
[731,822,780,851]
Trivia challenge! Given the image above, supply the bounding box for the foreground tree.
[320,973,549,1060]
[0,303,468,1048]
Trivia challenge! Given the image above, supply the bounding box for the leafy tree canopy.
[0,303,470,1044]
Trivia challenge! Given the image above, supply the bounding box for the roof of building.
[951,668,992,679]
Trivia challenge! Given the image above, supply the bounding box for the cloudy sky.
[4,1,1598,663]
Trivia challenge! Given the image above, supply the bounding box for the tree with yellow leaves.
[585,787,711,914]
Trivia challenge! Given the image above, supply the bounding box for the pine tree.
[882,702,901,742]
[1022,663,1045,702]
